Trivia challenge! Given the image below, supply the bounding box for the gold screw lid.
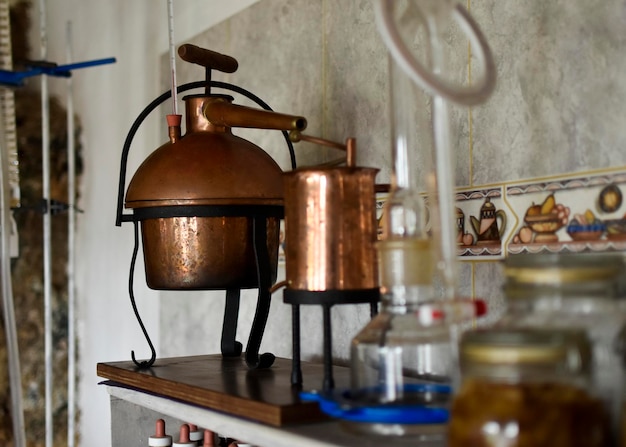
[504,253,624,285]
[460,328,591,369]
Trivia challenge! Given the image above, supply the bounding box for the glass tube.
[378,53,435,311]
[350,55,453,410]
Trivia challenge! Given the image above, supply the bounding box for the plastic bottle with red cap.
[148,419,172,447]
[202,429,214,447]
[187,424,202,446]
[172,424,198,447]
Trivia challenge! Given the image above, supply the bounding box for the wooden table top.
[97,354,350,427]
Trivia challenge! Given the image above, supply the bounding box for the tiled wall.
[155,0,626,367]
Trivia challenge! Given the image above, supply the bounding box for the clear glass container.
[347,54,456,434]
[449,328,610,447]
[498,252,626,444]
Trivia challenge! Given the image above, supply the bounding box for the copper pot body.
[283,167,379,291]
[125,95,298,290]
[140,215,279,290]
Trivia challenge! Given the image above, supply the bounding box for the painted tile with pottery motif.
[456,186,513,260]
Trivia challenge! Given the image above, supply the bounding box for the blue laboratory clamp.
[0,57,116,87]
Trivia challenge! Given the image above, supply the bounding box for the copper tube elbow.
[203,100,307,132]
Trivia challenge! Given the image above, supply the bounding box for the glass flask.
[449,328,610,447]
[348,54,467,434]
[498,252,626,445]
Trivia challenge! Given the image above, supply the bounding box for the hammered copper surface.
[141,215,279,290]
[283,166,379,291]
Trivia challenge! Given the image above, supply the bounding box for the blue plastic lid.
[301,384,451,424]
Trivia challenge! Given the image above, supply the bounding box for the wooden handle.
[177,44,238,73]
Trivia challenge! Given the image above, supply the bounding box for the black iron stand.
[244,217,275,369]
[217,212,279,370]
[128,206,282,371]
[283,289,379,391]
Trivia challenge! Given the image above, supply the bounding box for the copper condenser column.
[282,136,380,389]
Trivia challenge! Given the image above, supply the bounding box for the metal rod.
[427,11,458,299]
[66,20,76,447]
[322,304,334,391]
[38,0,53,445]
[166,0,178,115]
[290,304,302,387]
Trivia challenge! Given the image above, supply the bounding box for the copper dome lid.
[125,95,304,209]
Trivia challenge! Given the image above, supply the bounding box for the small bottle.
[187,424,202,446]
[449,328,609,447]
[148,419,172,447]
[499,252,626,441]
[173,424,198,447]
[202,430,215,447]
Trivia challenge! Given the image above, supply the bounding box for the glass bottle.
[498,252,626,445]
[449,328,609,447]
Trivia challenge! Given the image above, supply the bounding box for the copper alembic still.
[115,44,306,370]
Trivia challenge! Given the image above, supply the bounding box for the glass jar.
[449,328,610,447]
[498,252,626,442]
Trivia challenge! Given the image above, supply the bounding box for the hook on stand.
[129,221,156,369]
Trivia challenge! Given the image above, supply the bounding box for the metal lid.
[504,253,625,285]
[460,328,591,369]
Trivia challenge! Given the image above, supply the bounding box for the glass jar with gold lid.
[448,328,609,447]
[499,252,626,445]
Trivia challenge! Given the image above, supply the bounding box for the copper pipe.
[289,131,358,167]
[204,100,307,131]
[289,131,346,150]
[345,137,356,167]
[269,280,288,294]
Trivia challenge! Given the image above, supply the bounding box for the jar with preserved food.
[448,328,609,447]
[499,252,626,442]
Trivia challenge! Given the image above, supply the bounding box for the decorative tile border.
[457,169,626,260]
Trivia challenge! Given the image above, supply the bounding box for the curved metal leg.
[221,288,242,357]
[129,221,156,369]
[245,216,275,369]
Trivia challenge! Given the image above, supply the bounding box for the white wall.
[38,1,259,445]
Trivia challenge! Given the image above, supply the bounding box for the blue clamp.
[0,57,116,87]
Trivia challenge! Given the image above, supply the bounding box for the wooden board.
[97,355,349,427]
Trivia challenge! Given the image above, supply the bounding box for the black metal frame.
[283,289,379,390]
